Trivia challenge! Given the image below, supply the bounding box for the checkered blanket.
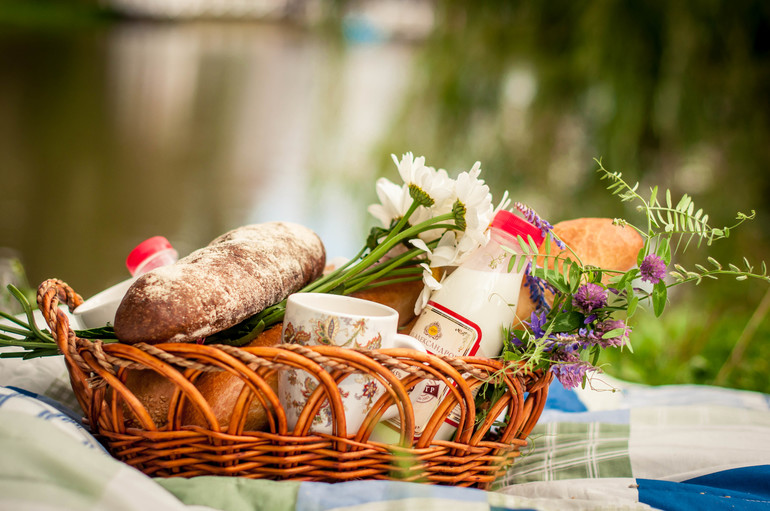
[2,314,769,510]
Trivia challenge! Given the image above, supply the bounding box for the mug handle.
[390,333,428,353]
[378,334,427,422]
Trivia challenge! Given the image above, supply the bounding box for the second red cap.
[126,236,174,276]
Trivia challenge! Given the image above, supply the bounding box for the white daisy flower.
[454,161,494,245]
[414,262,442,315]
[367,177,412,227]
[392,152,452,207]
[409,231,463,268]
[493,189,512,216]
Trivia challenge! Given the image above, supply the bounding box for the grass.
[599,288,770,395]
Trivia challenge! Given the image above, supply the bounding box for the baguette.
[114,222,326,345]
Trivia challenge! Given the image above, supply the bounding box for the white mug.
[278,292,427,436]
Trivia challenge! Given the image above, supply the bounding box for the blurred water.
[0,19,416,298]
[1,3,769,308]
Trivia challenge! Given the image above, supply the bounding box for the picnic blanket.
[2,312,769,510]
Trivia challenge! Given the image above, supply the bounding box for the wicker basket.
[37,279,552,489]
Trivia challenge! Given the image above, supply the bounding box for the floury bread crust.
[114,222,326,344]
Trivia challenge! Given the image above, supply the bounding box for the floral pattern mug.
[278,292,427,436]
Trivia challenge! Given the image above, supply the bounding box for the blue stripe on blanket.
[296,480,486,510]
[543,380,587,413]
[682,465,770,499]
[638,465,770,510]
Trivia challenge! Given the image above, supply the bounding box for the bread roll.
[115,222,326,345]
[538,217,643,273]
[514,217,643,326]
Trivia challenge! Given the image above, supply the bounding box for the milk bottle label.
[386,301,482,436]
[410,301,482,357]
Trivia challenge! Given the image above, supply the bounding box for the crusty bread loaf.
[513,217,644,326]
[114,222,326,344]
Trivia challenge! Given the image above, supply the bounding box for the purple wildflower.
[528,310,548,338]
[514,202,566,249]
[640,254,666,284]
[550,357,596,389]
[524,264,553,312]
[572,283,608,313]
[595,319,631,347]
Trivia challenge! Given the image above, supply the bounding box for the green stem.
[0,310,31,329]
[0,324,39,338]
[345,264,423,295]
[0,339,56,349]
[667,271,770,287]
[6,285,54,343]
[302,244,368,293]
[312,213,456,295]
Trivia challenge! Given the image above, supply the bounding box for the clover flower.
[572,283,608,313]
[595,319,631,348]
[640,254,667,284]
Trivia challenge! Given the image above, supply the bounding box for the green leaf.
[627,295,639,318]
[652,281,667,317]
[516,235,530,255]
[528,235,539,254]
[550,311,584,333]
[516,254,528,272]
[648,185,658,207]
[366,226,390,250]
[508,254,516,273]
[569,262,582,293]
[602,328,627,339]
[590,345,601,367]
[637,247,645,267]
[656,237,672,265]
[549,275,570,294]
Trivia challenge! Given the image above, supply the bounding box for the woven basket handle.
[37,278,83,356]
[36,279,95,411]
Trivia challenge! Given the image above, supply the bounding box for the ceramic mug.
[278,292,427,435]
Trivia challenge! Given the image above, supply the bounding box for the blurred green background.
[1,1,768,393]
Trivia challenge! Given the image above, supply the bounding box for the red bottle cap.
[489,210,544,246]
[126,236,174,276]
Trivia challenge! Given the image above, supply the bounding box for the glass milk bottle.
[389,210,544,441]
